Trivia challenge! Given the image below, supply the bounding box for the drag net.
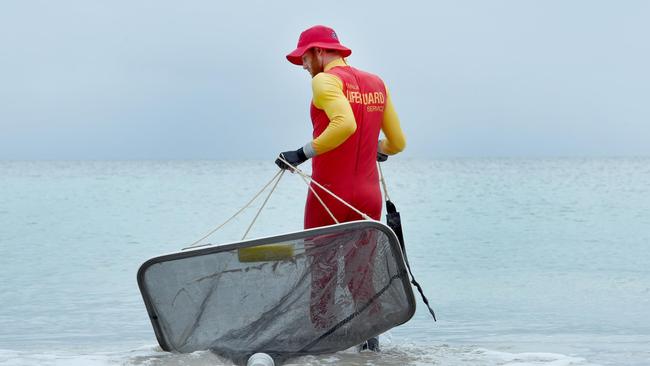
[138,221,415,364]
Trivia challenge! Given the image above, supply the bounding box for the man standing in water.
[275,25,406,352]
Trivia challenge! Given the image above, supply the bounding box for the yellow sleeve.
[310,73,357,155]
[379,87,406,155]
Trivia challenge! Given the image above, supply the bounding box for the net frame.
[137,220,416,358]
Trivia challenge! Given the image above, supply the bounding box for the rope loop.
[184,169,284,249]
[276,156,373,221]
[184,158,377,250]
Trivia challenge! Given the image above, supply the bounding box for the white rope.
[241,169,285,240]
[184,157,376,250]
[377,162,391,201]
[298,170,339,224]
[277,156,372,221]
[184,169,283,249]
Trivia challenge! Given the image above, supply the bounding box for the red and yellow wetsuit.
[304,58,406,229]
[304,58,406,328]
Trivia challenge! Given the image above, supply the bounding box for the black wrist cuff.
[296,147,307,161]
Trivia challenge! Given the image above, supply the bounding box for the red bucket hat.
[286,25,352,65]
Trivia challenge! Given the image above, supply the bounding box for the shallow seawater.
[1,159,649,365]
[0,343,604,366]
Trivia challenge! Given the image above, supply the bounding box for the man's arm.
[379,87,406,155]
[275,73,355,170]
[302,73,357,158]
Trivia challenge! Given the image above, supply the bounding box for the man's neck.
[323,57,347,72]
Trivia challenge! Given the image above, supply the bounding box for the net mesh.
[138,221,415,363]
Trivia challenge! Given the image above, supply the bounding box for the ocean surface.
[1,159,649,366]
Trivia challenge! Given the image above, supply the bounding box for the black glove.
[275,147,308,170]
[377,140,389,162]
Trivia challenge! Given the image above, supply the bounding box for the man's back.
[311,65,387,187]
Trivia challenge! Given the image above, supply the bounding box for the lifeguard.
[275,25,407,352]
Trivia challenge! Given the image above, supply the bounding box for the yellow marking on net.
[237,243,295,263]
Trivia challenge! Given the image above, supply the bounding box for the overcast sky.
[1,0,648,160]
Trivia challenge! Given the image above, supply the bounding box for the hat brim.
[286,42,352,65]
